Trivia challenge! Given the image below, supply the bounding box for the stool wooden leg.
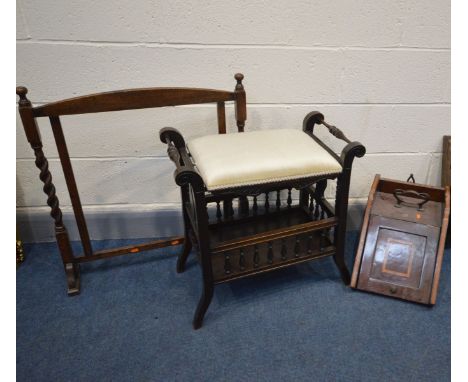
[333,247,351,285]
[193,240,214,329]
[176,230,192,273]
[238,196,249,216]
[193,281,214,330]
[334,142,366,285]
[191,187,215,329]
[223,198,234,219]
[315,179,327,199]
[177,187,193,273]
[334,173,351,285]
[299,188,309,210]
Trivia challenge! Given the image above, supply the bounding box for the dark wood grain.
[213,246,335,284]
[17,74,248,295]
[371,192,442,227]
[352,176,450,305]
[161,109,365,328]
[350,174,381,288]
[33,88,235,117]
[50,116,93,257]
[234,73,247,132]
[442,136,451,188]
[16,74,248,295]
[17,86,80,294]
[441,135,451,249]
[357,215,439,303]
[378,177,445,202]
[319,120,351,143]
[77,238,184,263]
[430,186,450,304]
[217,101,226,134]
[210,215,337,253]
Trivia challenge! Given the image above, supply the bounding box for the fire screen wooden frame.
[16,73,247,296]
[160,84,366,328]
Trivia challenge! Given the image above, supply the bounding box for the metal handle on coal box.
[393,189,430,211]
[392,173,430,211]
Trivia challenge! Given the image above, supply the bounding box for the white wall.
[16,0,450,241]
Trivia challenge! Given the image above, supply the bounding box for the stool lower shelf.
[211,240,335,284]
[203,206,337,284]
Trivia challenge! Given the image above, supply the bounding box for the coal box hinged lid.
[350,174,450,305]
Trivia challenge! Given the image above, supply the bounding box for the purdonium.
[350,174,450,305]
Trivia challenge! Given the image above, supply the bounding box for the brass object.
[16,230,25,267]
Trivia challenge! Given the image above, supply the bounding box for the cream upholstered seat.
[187,129,342,191]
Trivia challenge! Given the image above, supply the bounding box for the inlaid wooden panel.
[352,175,450,305]
[357,215,439,303]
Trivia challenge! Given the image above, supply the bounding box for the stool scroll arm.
[303,111,350,143]
[303,111,365,165]
[334,142,366,284]
[303,111,366,284]
[159,127,214,328]
[160,127,204,188]
[303,110,366,166]
[303,111,325,135]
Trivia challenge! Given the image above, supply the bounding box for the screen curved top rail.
[33,87,237,117]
